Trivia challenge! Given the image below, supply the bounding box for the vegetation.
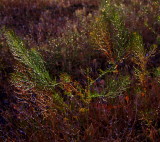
[0,0,160,141]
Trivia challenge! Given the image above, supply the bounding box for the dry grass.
[0,0,160,141]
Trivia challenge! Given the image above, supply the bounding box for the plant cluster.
[0,0,160,141]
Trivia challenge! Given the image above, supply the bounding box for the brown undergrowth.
[0,0,160,141]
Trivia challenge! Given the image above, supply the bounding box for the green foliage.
[5,31,52,87]
[131,32,144,57]
[106,75,130,98]
[89,0,133,99]
[89,75,130,99]
[130,32,157,84]
[4,30,65,107]
[90,16,113,62]
[100,0,130,62]
[155,67,160,82]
